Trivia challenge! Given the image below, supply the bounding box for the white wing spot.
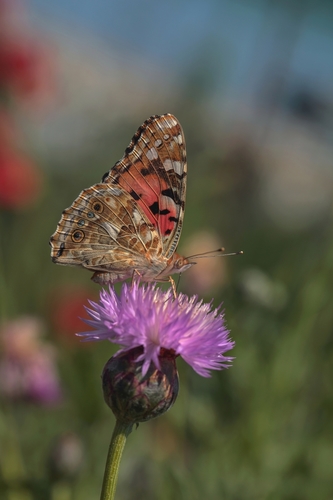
[174,161,182,174]
[163,159,173,171]
[146,148,158,160]
[103,223,119,240]
[109,188,123,196]
[106,197,118,210]
[167,117,177,126]
[177,134,183,144]
[132,209,143,225]
[155,139,162,148]
[163,159,182,174]
[163,134,170,140]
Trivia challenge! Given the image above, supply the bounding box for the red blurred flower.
[0,1,57,112]
[0,38,56,109]
[0,107,17,147]
[0,146,43,210]
[0,40,34,91]
[50,286,97,343]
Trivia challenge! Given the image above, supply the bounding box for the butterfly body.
[50,114,194,285]
[90,252,192,286]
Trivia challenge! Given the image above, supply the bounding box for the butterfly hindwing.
[50,184,163,273]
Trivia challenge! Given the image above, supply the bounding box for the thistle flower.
[79,283,234,378]
[77,282,236,499]
[79,283,234,425]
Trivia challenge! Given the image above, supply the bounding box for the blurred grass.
[1,113,333,500]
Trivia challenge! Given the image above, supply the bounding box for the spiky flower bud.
[102,346,179,424]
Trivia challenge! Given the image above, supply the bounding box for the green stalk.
[100,420,133,500]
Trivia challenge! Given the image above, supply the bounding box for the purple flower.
[79,283,234,378]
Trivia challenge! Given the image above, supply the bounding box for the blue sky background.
[27,0,333,105]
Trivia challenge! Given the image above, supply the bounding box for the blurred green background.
[1,1,333,499]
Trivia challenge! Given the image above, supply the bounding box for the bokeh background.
[1,0,333,498]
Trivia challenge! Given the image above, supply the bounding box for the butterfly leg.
[131,269,142,287]
[168,276,177,298]
[154,276,177,298]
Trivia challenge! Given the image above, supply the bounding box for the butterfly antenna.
[186,247,243,260]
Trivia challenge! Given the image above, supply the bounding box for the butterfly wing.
[50,114,187,282]
[102,114,187,259]
[50,184,163,280]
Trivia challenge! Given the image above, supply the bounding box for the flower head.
[79,283,234,378]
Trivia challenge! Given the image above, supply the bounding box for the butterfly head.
[167,254,195,276]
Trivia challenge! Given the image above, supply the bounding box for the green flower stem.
[100,419,133,500]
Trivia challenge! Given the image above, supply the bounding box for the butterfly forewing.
[102,114,187,259]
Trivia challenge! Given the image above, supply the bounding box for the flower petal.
[79,283,234,377]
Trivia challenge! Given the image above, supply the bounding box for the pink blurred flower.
[182,230,227,295]
[48,432,85,480]
[0,316,62,405]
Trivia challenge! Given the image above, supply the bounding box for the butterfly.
[50,114,195,288]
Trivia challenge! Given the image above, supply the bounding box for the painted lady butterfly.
[50,114,194,287]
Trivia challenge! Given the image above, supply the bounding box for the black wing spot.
[161,187,182,205]
[141,164,156,176]
[93,202,103,213]
[119,164,131,173]
[165,229,172,235]
[149,202,159,215]
[161,188,174,199]
[125,123,146,154]
[57,242,65,257]
[125,116,163,155]
[130,190,141,201]
[151,158,164,170]
[160,208,171,215]
[72,230,85,242]
[169,216,178,223]
[110,175,119,185]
